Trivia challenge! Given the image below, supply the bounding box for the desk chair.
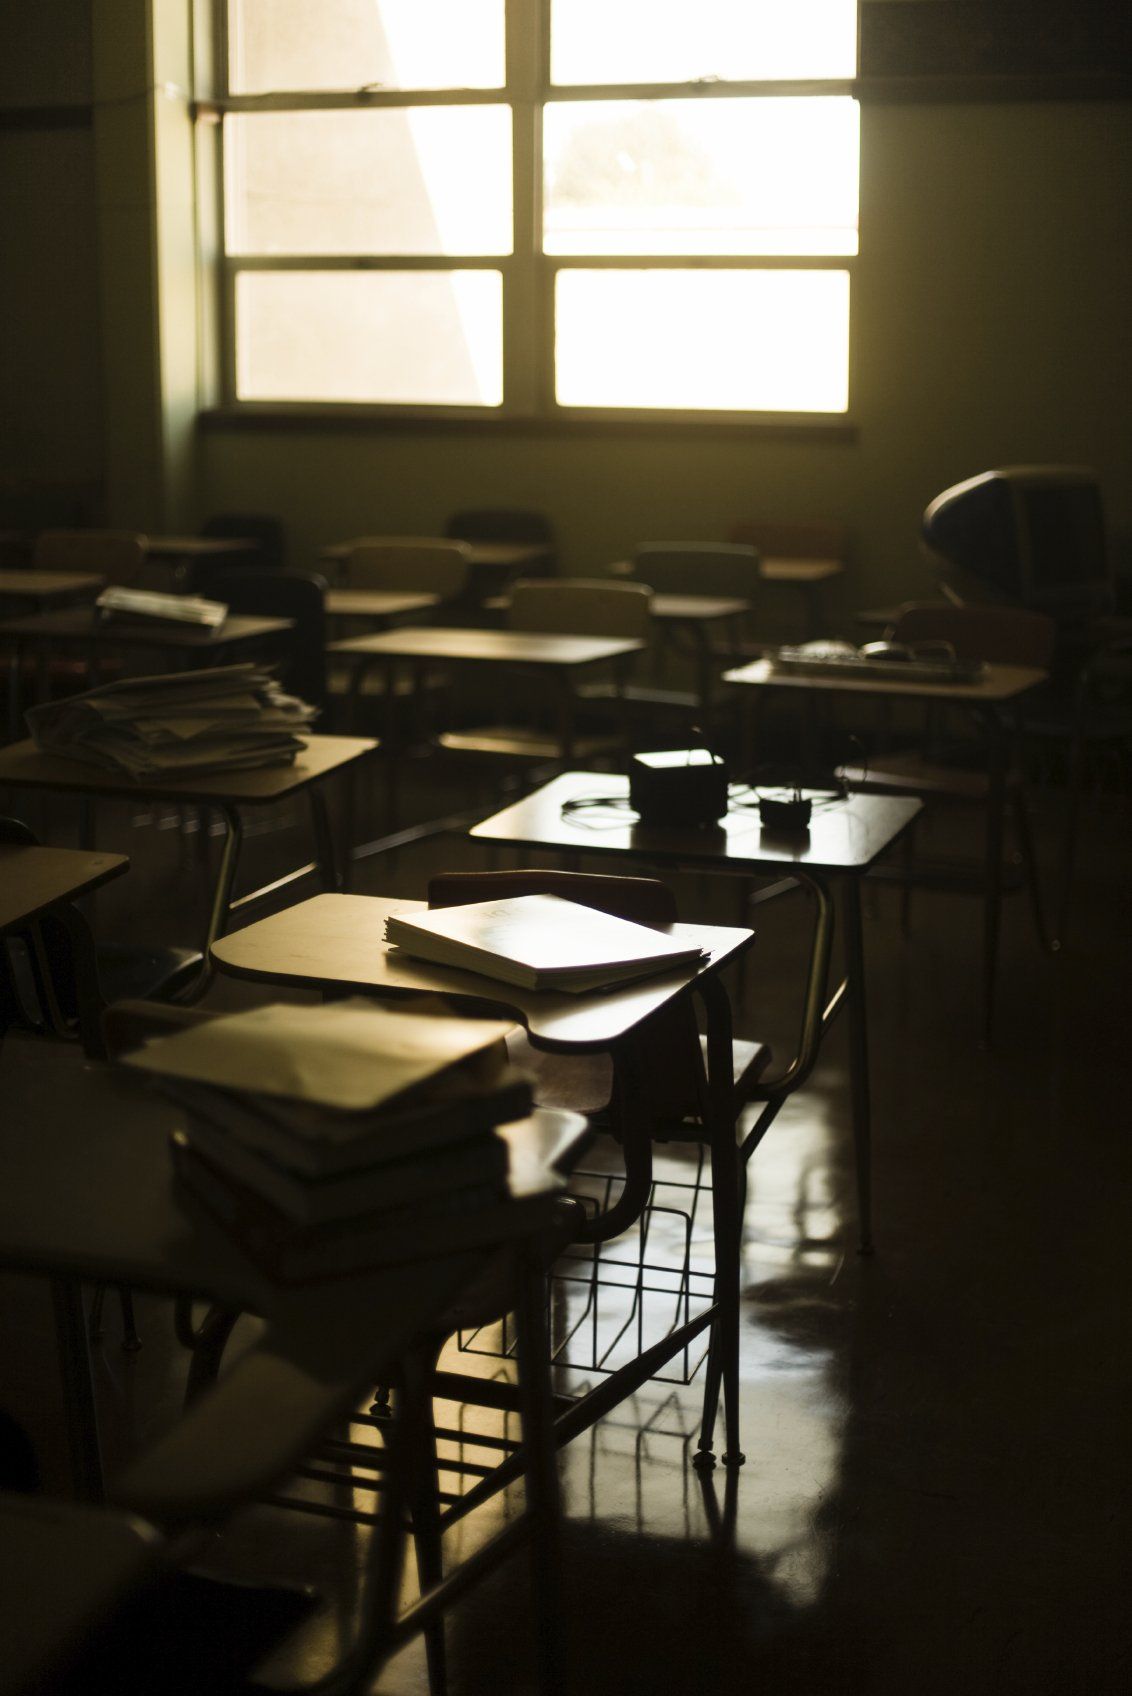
[425,868,773,1473]
[200,511,286,572]
[445,508,558,583]
[331,541,472,731]
[344,538,472,601]
[729,519,848,638]
[97,1000,574,1696]
[0,817,200,1058]
[438,578,650,769]
[197,567,329,713]
[632,542,763,709]
[843,602,1057,1037]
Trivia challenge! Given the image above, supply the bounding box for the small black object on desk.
[628,747,730,826]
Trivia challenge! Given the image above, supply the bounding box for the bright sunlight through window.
[217,1,858,416]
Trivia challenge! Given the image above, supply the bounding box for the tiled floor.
[2,763,1129,1693]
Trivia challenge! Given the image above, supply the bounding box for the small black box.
[628,749,730,826]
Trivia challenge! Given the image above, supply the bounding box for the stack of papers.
[26,664,319,778]
[124,998,533,1281]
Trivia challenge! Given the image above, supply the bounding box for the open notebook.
[384,894,706,993]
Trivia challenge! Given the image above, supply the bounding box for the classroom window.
[213,0,858,418]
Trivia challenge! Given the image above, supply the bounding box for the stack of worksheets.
[26,664,318,778]
[124,997,532,1282]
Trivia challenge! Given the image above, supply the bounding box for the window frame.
[203,0,859,428]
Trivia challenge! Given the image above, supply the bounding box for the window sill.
[198,406,859,445]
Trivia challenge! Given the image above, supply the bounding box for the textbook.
[167,1064,531,1178]
[95,586,228,632]
[383,894,706,993]
[126,998,530,1180]
[180,1113,509,1226]
[170,1131,526,1282]
[124,996,517,1115]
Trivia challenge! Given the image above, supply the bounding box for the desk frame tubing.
[52,1277,103,1501]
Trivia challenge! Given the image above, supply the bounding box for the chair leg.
[513,1237,566,1696]
[1010,784,1058,955]
[117,1288,141,1353]
[1056,733,1086,946]
[409,1387,448,1696]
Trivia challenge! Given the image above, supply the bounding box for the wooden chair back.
[508,578,652,639]
[446,508,554,547]
[205,568,329,708]
[346,539,471,599]
[891,602,1056,668]
[200,512,286,571]
[32,529,148,587]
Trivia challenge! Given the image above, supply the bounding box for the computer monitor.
[922,466,1112,620]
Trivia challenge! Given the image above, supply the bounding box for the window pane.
[554,270,849,412]
[235,272,503,405]
[226,110,512,256]
[544,99,857,257]
[229,0,505,93]
[551,0,857,84]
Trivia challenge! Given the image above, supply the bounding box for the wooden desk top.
[329,626,645,667]
[651,593,750,621]
[488,591,750,624]
[144,535,259,559]
[325,587,440,621]
[758,557,844,584]
[321,538,551,572]
[0,844,129,933]
[0,734,377,805]
[0,568,105,600]
[212,892,754,1054]
[468,771,923,876]
[0,607,293,649]
[724,656,1048,705]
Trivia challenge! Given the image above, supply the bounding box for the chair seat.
[96,944,203,1006]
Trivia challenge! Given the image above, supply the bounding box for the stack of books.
[26,663,319,779]
[123,998,533,1282]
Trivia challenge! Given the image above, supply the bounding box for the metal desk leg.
[51,1277,104,1502]
[555,674,575,768]
[514,1235,566,1696]
[841,875,874,1255]
[695,974,745,1469]
[308,784,341,892]
[179,805,244,1002]
[981,709,1007,1047]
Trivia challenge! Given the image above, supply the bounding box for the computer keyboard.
[772,643,986,685]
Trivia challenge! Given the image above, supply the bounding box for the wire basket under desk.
[458,1147,716,1388]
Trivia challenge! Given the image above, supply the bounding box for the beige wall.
[4,5,1130,625]
[0,0,103,512]
[198,98,1132,626]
